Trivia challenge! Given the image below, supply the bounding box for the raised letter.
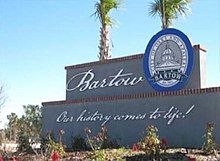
[66,70,94,92]
[56,111,68,122]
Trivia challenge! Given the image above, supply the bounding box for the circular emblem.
[143,28,194,91]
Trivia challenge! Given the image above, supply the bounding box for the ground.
[2,148,220,161]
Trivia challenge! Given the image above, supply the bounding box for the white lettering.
[66,69,145,92]
[66,69,94,91]
[56,111,74,123]
[55,105,195,125]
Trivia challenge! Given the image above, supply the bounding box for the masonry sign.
[42,28,220,149]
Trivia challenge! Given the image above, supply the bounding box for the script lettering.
[56,105,195,125]
[56,111,74,123]
[66,69,145,92]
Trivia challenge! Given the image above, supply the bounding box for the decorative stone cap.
[193,44,207,52]
[42,86,220,106]
[65,54,143,70]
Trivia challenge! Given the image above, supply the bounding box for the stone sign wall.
[42,87,220,148]
[42,44,214,149]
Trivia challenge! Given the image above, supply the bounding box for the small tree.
[21,105,42,137]
[16,105,42,153]
[6,113,19,141]
[0,130,4,145]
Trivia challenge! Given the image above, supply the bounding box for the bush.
[86,148,131,160]
[84,126,119,151]
[17,132,33,153]
[47,138,65,158]
[202,122,217,155]
[137,125,160,158]
[72,135,89,151]
[40,131,65,159]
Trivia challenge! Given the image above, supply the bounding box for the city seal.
[143,28,194,91]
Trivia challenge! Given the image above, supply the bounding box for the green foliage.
[92,0,122,60]
[4,128,10,141]
[72,135,89,151]
[17,131,33,153]
[39,132,54,159]
[6,105,43,153]
[0,130,3,145]
[137,125,160,157]
[41,131,65,159]
[6,112,19,141]
[86,148,130,161]
[202,122,217,155]
[93,0,121,26]
[47,138,65,158]
[149,0,191,28]
[84,126,119,151]
[6,105,42,143]
[22,105,42,137]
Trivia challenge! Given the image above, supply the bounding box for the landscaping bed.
[3,148,220,161]
[1,124,219,161]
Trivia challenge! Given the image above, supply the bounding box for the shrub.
[40,132,53,158]
[160,138,168,153]
[137,125,160,158]
[202,122,217,155]
[40,131,65,160]
[84,126,119,151]
[17,131,33,153]
[87,148,131,161]
[47,138,65,158]
[72,135,88,151]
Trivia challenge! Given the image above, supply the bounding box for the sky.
[0,0,219,128]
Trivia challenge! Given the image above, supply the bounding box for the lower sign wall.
[42,87,220,149]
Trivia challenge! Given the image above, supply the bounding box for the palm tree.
[93,0,120,60]
[149,0,191,29]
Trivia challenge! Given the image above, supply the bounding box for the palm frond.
[149,0,162,17]
[149,0,192,28]
[92,0,121,26]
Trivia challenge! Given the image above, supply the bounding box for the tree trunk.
[161,0,167,29]
[12,126,17,141]
[99,25,110,60]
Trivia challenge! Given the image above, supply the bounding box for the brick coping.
[42,86,220,106]
[65,53,143,70]
[65,45,206,70]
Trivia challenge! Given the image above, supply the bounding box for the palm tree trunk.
[161,0,167,29]
[99,25,110,60]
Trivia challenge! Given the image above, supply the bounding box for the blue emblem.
[143,28,194,91]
